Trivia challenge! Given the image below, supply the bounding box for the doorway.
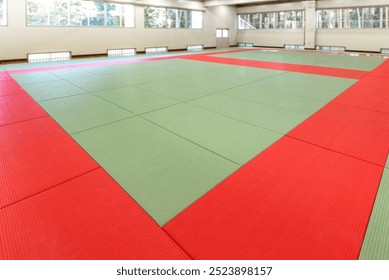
[216,28,229,48]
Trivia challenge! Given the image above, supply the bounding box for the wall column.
[303,1,316,49]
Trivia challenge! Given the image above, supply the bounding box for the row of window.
[25,0,202,29]
[238,11,304,30]
[317,7,389,29]
[2,2,389,30]
[27,0,135,27]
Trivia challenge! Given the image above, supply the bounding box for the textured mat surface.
[40,94,134,134]
[189,94,308,134]
[143,103,282,165]
[359,165,389,260]
[163,137,383,259]
[0,168,190,260]
[288,102,389,167]
[0,94,47,126]
[0,117,99,209]
[0,80,26,97]
[333,85,389,114]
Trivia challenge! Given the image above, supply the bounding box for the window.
[317,6,389,29]
[26,0,135,27]
[145,6,202,29]
[238,10,304,30]
[216,28,229,38]
[0,0,7,26]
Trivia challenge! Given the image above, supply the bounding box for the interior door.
[216,28,230,48]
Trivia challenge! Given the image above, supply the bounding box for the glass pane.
[191,10,202,29]
[222,29,229,38]
[238,14,248,29]
[261,13,269,29]
[277,12,285,29]
[343,8,359,28]
[107,3,122,27]
[49,0,68,26]
[27,0,49,26]
[144,6,167,28]
[268,12,276,28]
[166,8,177,28]
[70,0,89,26]
[122,4,135,28]
[216,29,222,38]
[178,9,188,28]
[89,2,105,27]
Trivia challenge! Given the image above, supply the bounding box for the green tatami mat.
[11,72,61,85]
[23,80,87,101]
[189,94,307,134]
[135,79,217,101]
[263,72,356,92]
[72,117,238,226]
[359,166,389,260]
[217,50,385,71]
[101,71,162,85]
[315,55,385,71]
[143,103,281,165]
[221,85,327,115]
[94,86,178,114]
[174,67,282,91]
[40,94,133,134]
[65,75,129,92]
[49,68,95,79]
[246,79,342,102]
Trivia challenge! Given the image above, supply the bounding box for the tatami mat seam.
[0,167,101,212]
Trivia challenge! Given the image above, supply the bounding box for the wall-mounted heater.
[28,51,71,63]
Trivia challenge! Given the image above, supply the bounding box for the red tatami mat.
[0,80,26,97]
[0,94,47,126]
[288,102,389,166]
[0,168,190,259]
[0,117,99,209]
[333,85,389,114]
[163,137,383,259]
[0,72,12,81]
[366,59,389,78]
[182,55,368,79]
[356,76,389,91]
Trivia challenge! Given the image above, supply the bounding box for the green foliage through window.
[26,0,134,27]
[145,6,202,29]
[317,7,389,29]
[238,11,304,30]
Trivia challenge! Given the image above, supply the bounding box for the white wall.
[0,0,236,61]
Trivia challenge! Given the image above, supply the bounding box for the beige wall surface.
[0,0,236,60]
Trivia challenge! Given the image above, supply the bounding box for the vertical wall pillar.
[303,1,316,49]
